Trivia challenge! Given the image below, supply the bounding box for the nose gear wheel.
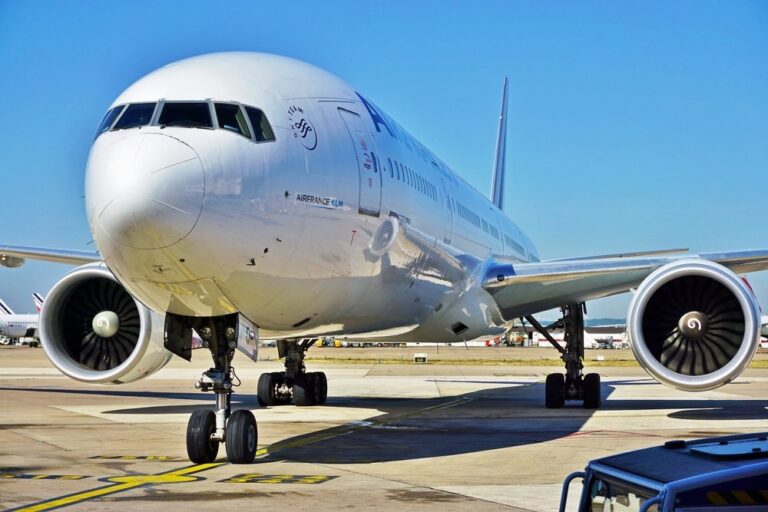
[184,313,258,464]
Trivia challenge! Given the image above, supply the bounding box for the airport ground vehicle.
[559,432,768,511]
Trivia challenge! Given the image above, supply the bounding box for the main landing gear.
[525,303,602,409]
[257,339,328,407]
[186,315,257,464]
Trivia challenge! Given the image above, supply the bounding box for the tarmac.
[2,345,768,511]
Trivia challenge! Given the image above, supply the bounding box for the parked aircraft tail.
[33,292,45,312]
[0,298,14,316]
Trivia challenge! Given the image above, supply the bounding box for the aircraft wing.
[482,249,768,319]
[0,245,101,267]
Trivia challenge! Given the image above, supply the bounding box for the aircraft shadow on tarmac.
[3,381,766,463]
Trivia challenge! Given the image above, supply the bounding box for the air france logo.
[288,105,317,150]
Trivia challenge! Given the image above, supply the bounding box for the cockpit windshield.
[159,102,213,128]
[95,105,125,137]
[96,100,275,143]
[215,103,250,138]
[113,103,156,130]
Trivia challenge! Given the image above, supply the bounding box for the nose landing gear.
[257,339,328,407]
[185,315,258,464]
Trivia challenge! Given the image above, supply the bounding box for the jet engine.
[627,259,761,391]
[41,264,172,384]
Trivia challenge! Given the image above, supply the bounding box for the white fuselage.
[0,313,38,339]
[86,53,538,342]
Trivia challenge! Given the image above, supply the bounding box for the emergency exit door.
[338,108,381,217]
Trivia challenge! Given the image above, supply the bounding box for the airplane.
[0,294,42,340]
[1,52,767,465]
[763,315,768,338]
[33,292,44,313]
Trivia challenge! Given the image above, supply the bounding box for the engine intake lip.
[41,264,153,384]
[627,259,760,391]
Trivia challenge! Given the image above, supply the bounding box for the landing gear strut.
[186,314,257,463]
[257,339,328,407]
[526,303,601,409]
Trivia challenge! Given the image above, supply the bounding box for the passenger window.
[112,103,156,130]
[244,106,276,142]
[159,102,212,128]
[215,103,251,138]
[388,158,394,178]
[95,105,125,137]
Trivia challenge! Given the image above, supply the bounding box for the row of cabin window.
[504,234,526,257]
[387,159,438,202]
[95,101,275,143]
[456,201,483,231]
[457,201,525,255]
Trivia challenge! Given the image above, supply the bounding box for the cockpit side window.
[95,105,125,137]
[112,103,156,130]
[244,106,276,142]
[159,102,213,128]
[215,103,251,139]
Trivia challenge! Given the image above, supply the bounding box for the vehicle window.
[388,158,394,178]
[589,475,658,512]
[159,102,212,128]
[95,105,125,136]
[244,106,276,142]
[112,103,156,130]
[215,103,251,138]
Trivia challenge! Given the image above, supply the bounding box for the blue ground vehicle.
[559,432,768,511]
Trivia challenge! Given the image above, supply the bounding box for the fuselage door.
[338,108,381,217]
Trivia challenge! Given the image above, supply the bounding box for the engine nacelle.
[627,259,761,391]
[41,264,172,384]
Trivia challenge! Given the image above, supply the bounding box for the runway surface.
[2,346,768,511]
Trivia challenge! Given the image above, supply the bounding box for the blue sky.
[0,0,766,318]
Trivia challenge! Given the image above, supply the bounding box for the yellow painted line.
[0,474,89,481]
[10,482,143,512]
[9,396,471,511]
[9,463,224,512]
[220,473,336,484]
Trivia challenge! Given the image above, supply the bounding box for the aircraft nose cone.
[88,133,204,250]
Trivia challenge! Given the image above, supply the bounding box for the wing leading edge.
[483,249,768,319]
[0,245,101,266]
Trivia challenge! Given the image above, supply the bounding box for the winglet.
[490,77,509,211]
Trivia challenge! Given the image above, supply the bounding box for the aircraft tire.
[313,372,328,404]
[257,373,277,407]
[582,373,601,409]
[293,374,315,406]
[545,373,565,409]
[186,409,219,463]
[225,410,258,464]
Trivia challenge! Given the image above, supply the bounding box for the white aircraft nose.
[88,133,204,250]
